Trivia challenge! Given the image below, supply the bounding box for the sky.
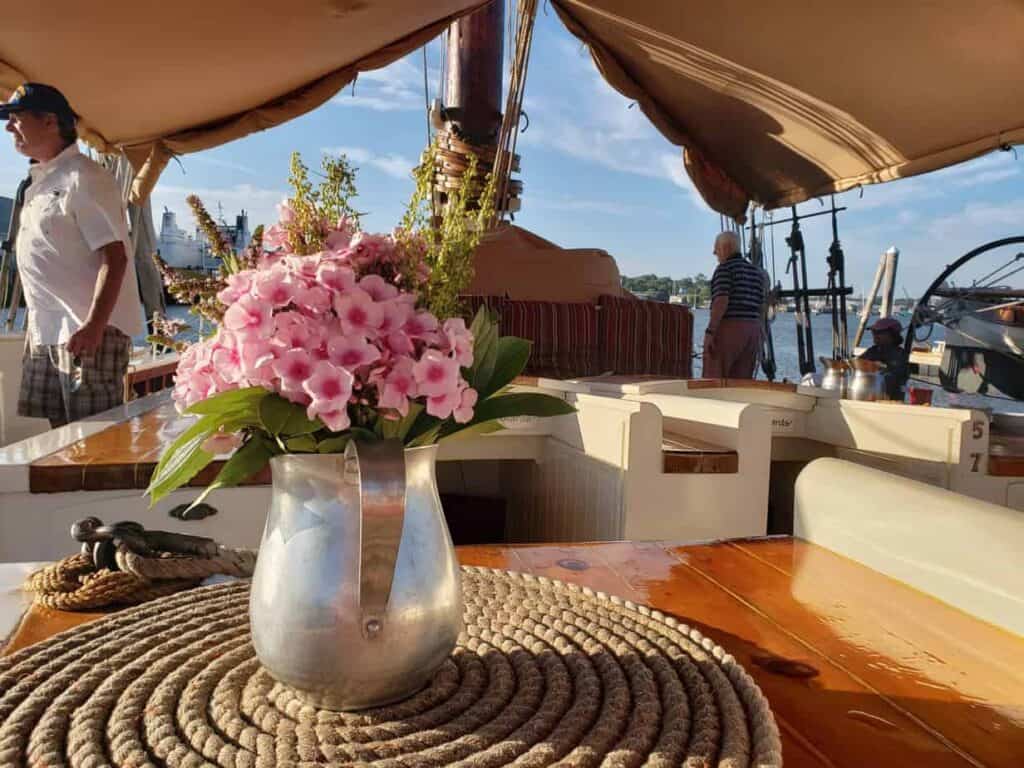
[1,8,1022,297]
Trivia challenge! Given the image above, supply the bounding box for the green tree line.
[620,273,711,303]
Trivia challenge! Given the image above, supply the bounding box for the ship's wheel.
[905,236,1024,400]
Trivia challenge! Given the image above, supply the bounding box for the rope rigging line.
[422,44,432,149]
[489,0,539,227]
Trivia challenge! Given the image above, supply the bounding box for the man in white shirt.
[2,83,143,426]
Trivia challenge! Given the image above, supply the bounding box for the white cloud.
[322,146,415,180]
[531,197,645,217]
[517,43,708,207]
[185,154,261,177]
[926,199,1024,240]
[952,167,1020,187]
[332,55,438,113]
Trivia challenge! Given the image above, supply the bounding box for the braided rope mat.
[0,567,782,767]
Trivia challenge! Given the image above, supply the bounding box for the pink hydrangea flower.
[262,224,289,251]
[317,262,356,294]
[405,310,439,341]
[223,295,273,338]
[427,389,460,419]
[334,288,382,338]
[443,318,474,367]
[253,266,296,308]
[385,330,414,356]
[348,232,396,270]
[378,357,417,416]
[294,284,332,315]
[312,406,350,432]
[172,204,493,442]
[359,274,399,302]
[325,218,355,252]
[412,349,460,398]
[239,337,276,385]
[211,331,243,384]
[273,348,315,390]
[327,334,381,370]
[303,360,353,406]
[285,253,322,279]
[277,198,296,224]
[216,271,254,305]
[303,361,354,431]
[454,387,478,424]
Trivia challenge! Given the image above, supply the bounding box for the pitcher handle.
[344,439,406,639]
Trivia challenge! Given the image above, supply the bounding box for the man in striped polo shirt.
[703,231,767,378]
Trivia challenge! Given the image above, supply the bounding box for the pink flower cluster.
[173,211,476,433]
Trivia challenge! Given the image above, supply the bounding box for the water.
[158,304,1023,413]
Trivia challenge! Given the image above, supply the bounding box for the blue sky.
[1,8,1021,295]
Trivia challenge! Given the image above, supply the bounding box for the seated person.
[859,317,909,400]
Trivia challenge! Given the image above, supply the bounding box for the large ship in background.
[157,206,250,270]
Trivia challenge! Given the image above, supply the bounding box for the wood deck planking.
[702,540,1024,768]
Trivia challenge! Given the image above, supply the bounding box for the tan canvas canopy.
[3,1,1022,214]
[0,0,485,201]
[552,0,1024,214]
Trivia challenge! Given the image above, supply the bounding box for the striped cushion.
[504,300,600,379]
[461,295,510,328]
[597,295,693,377]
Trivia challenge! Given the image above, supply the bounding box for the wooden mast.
[445,0,504,146]
[434,0,521,217]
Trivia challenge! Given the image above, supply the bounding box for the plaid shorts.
[18,326,131,424]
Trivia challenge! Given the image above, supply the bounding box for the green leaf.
[146,413,221,505]
[317,434,351,453]
[186,387,268,417]
[441,392,575,442]
[469,320,499,393]
[482,337,532,399]
[439,420,505,441]
[259,394,322,436]
[468,304,495,340]
[403,411,442,447]
[407,422,444,448]
[378,402,425,441]
[284,434,318,453]
[187,435,276,509]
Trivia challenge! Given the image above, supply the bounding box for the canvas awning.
[0,0,486,202]
[551,0,1024,214]
[4,2,1022,215]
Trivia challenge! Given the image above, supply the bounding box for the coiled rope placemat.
[0,567,782,767]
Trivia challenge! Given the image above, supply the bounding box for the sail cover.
[551,0,1024,213]
[0,0,485,201]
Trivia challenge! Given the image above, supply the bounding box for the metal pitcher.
[250,440,463,711]
[818,357,850,398]
[848,358,887,401]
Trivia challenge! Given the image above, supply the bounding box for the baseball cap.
[870,317,902,334]
[0,83,76,121]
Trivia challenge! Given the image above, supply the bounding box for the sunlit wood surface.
[28,397,270,492]
[4,538,1021,767]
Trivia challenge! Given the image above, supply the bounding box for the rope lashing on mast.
[488,0,538,226]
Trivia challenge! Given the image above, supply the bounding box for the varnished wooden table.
[4,538,1022,767]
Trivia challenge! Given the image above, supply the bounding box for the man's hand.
[704,330,718,358]
[67,321,105,357]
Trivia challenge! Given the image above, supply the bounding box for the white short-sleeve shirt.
[15,144,144,346]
